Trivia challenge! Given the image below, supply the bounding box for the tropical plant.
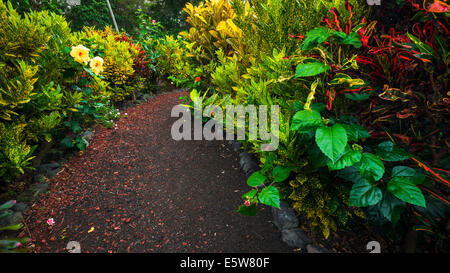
[163,0,449,245]
[0,200,29,253]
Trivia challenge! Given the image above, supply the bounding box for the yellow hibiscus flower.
[89,56,104,75]
[70,45,90,65]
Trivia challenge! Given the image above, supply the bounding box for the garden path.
[25,91,292,253]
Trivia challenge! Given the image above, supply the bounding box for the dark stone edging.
[229,140,333,253]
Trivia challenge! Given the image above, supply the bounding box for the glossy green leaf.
[387,177,426,207]
[258,186,280,209]
[76,140,86,151]
[294,102,326,113]
[337,166,362,182]
[247,172,267,187]
[349,179,383,207]
[392,166,426,185]
[315,124,348,162]
[328,73,365,87]
[406,33,434,55]
[291,110,322,132]
[295,62,330,78]
[311,103,326,113]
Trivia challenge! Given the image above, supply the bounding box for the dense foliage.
[156,0,449,249]
[0,0,448,253]
[0,1,157,185]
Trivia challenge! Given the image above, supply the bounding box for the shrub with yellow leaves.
[156,35,206,84]
[0,1,49,61]
[179,0,246,62]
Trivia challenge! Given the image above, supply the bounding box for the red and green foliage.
[163,0,448,247]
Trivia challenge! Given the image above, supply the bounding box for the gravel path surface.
[25,92,293,253]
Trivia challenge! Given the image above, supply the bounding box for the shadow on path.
[26,92,293,253]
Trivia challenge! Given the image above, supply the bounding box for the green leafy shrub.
[0,2,57,181]
[0,1,49,60]
[156,34,206,86]
[31,8,73,85]
[0,2,137,183]
[160,0,449,245]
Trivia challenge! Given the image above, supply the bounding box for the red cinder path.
[25,92,292,253]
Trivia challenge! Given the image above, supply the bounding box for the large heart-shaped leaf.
[349,179,383,207]
[391,166,425,184]
[291,109,322,132]
[258,186,280,209]
[315,124,348,162]
[387,177,426,207]
[247,172,267,187]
